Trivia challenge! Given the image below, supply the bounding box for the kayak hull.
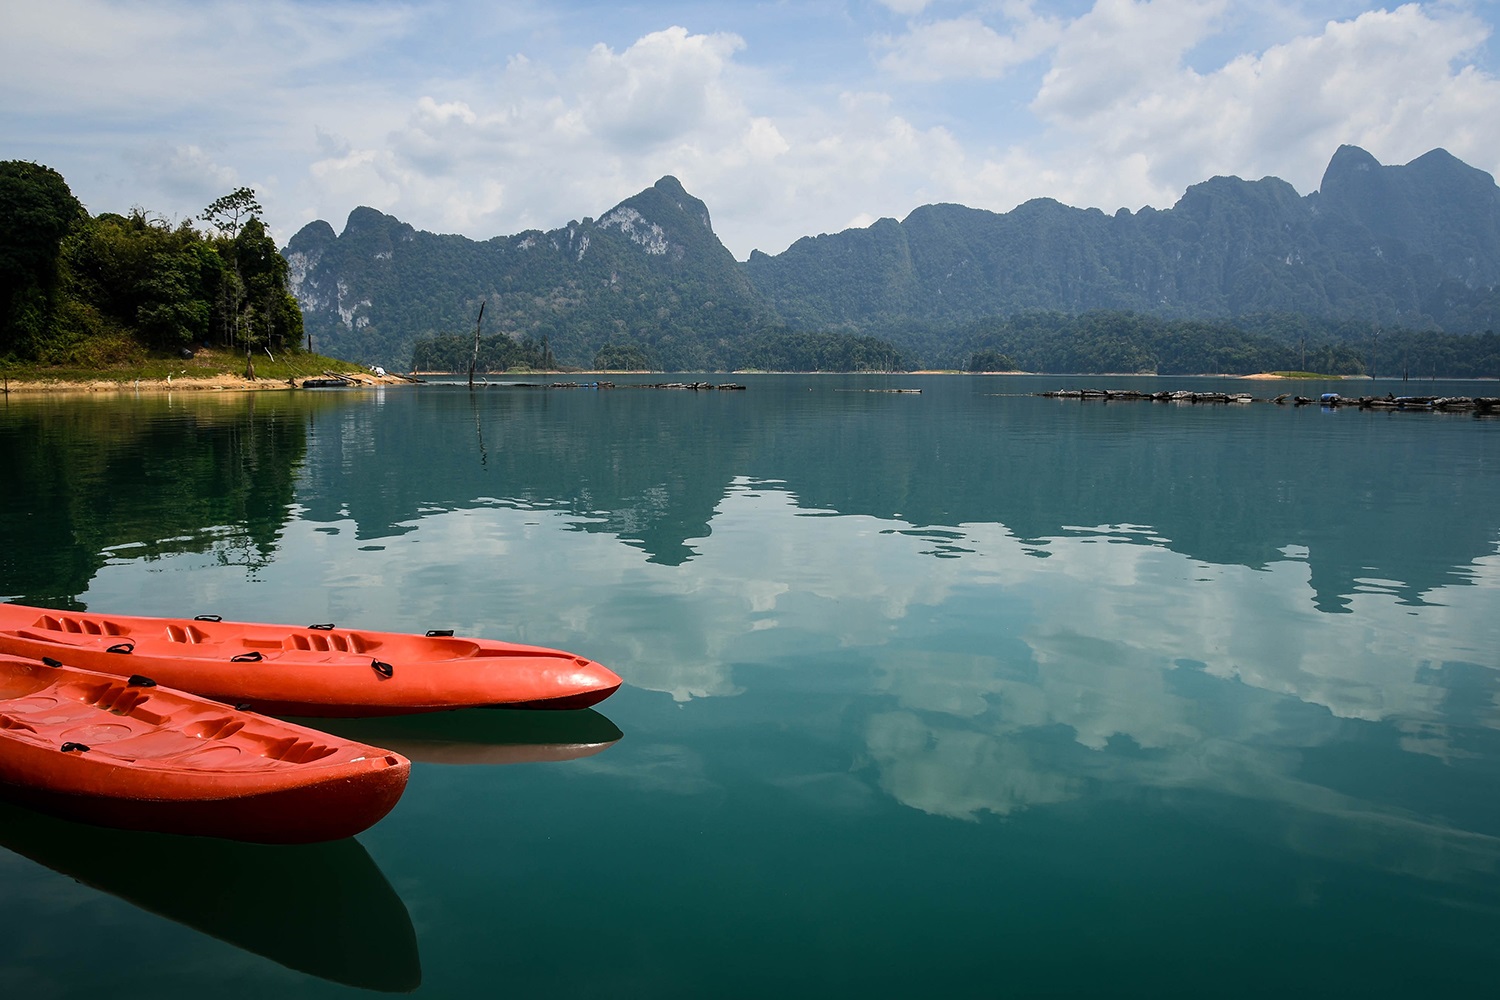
[0,603,622,717]
[0,654,409,843]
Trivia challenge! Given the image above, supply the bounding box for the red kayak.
[0,654,409,843]
[0,603,622,717]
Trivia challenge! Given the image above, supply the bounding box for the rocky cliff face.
[285,176,767,368]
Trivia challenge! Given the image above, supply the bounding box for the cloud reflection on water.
[78,474,1500,879]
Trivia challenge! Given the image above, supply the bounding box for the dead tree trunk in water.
[468,301,486,390]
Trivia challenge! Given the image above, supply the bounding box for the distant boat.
[0,654,408,843]
[0,603,622,716]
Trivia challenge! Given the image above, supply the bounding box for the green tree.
[61,210,225,353]
[967,348,1016,372]
[200,187,268,374]
[594,343,653,370]
[235,218,302,354]
[199,187,263,239]
[0,161,86,355]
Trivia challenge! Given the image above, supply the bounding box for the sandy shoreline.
[2,370,1356,394]
[1,371,410,394]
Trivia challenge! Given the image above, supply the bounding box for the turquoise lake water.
[1,374,1498,996]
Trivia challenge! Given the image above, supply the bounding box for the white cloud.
[285,23,979,253]
[1021,1,1500,211]
[877,8,1065,81]
[1033,0,1228,118]
[4,2,1500,259]
[576,26,747,146]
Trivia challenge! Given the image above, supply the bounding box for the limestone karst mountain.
[284,147,1500,369]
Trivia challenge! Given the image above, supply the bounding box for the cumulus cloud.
[1023,1,1500,210]
[1033,0,1228,117]
[876,5,1066,81]
[298,25,764,240]
[5,1,1500,260]
[288,21,980,253]
[576,26,747,146]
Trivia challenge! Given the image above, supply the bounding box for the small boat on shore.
[0,603,621,716]
[0,654,409,843]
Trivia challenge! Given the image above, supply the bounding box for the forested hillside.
[287,176,775,372]
[0,161,302,370]
[285,146,1499,375]
[745,146,1500,333]
[8,150,1499,377]
[950,311,1500,378]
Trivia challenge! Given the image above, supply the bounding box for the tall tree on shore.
[235,217,302,356]
[200,186,265,375]
[0,161,85,355]
[199,187,263,239]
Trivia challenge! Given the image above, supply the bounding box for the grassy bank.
[1,346,377,389]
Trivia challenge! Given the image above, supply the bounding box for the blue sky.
[3,1,1498,259]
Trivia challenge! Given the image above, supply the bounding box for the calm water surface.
[2,374,1498,997]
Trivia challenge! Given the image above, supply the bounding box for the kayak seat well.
[376,636,481,658]
[287,632,377,654]
[68,681,167,723]
[183,717,245,740]
[0,661,56,699]
[89,715,249,762]
[31,614,127,636]
[256,735,340,763]
[42,716,337,767]
[95,728,203,760]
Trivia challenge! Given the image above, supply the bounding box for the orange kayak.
[0,654,409,843]
[0,603,622,716]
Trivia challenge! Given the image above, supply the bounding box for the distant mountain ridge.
[745,145,1500,330]
[285,176,769,369]
[284,146,1500,368]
